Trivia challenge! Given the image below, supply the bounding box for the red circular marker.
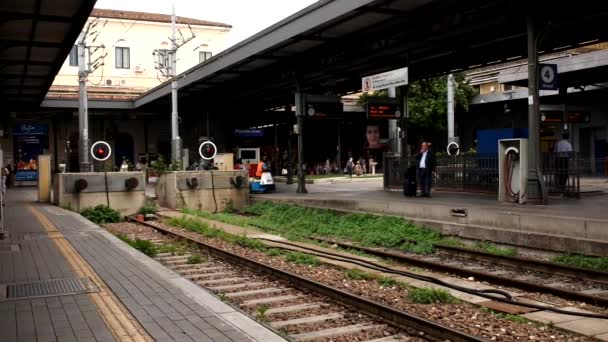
[91,141,112,161]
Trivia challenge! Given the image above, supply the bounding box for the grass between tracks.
[116,234,158,257]
[166,216,322,266]
[182,202,443,254]
[551,254,608,272]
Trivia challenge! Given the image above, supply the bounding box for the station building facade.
[0,9,231,175]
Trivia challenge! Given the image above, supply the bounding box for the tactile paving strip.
[2,277,98,300]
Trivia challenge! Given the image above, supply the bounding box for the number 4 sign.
[539,64,558,91]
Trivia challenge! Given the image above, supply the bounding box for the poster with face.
[364,120,389,150]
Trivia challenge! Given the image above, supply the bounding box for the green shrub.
[345,268,376,281]
[139,202,157,215]
[408,287,456,304]
[285,252,320,266]
[552,254,608,272]
[81,205,121,224]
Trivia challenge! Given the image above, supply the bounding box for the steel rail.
[129,217,487,342]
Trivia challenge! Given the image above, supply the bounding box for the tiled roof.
[91,9,231,28]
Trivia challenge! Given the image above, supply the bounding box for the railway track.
[312,237,608,308]
[127,218,485,342]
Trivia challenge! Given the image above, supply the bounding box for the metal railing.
[385,152,592,196]
[541,152,579,196]
[578,158,608,177]
[384,154,499,193]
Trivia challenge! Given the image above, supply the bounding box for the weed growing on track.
[285,252,320,266]
[187,253,203,264]
[116,234,158,257]
[218,293,229,303]
[480,307,528,324]
[345,268,376,281]
[376,276,398,287]
[475,241,518,257]
[551,254,608,272]
[183,202,442,254]
[255,305,270,323]
[407,287,456,304]
[264,248,287,257]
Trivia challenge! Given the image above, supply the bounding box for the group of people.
[345,157,369,177]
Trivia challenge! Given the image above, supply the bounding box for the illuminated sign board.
[568,112,590,123]
[366,100,401,119]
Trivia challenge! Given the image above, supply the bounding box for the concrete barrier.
[156,171,249,212]
[53,172,146,215]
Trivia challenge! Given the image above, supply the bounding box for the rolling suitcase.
[403,166,417,197]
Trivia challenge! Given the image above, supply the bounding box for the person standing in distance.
[416,142,436,197]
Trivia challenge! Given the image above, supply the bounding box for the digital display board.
[366,99,400,120]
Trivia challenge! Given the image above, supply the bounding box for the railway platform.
[0,189,284,342]
[258,180,608,256]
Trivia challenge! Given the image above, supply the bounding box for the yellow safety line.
[28,204,151,342]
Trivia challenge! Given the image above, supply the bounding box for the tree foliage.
[356,73,478,132]
[408,73,477,130]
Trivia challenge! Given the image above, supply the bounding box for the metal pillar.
[77,33,90,172]
[388,88,398,152]
[447,74,456,143]
[295,91,307,193]
[170,3,182,164]
[400,85,410,163]
[337,122,342,174]
[274,120,279,175]
[526,15,546,203]
[286,104,294,184]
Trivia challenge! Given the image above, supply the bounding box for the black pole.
[296,114,307,193]
[337,121,342,174]
[526,14,546,204]
[287,130,294,184]
[295,91,307,193]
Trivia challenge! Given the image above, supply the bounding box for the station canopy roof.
[133,0,608,113]
[0,0,96,109]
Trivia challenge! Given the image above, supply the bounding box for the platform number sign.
[199,141,217,160]
[90,141,112,161]
[539,64,558,90]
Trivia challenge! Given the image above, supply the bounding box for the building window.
[199,51,212,63]
[69,45,78,66]
[115,47,130,69]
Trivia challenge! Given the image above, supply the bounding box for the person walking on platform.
[416,142,436,197]
[346,158,354,178]
[554,132,573,191]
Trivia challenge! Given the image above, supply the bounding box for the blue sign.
[13,123,49,135]
[13,123,49,182]
[539,64,559,91]
[234,129,264,138]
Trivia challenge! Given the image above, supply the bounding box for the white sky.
[94,0,319,50]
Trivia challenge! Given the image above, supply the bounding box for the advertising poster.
[13,124,49,182]
[363,120,390,170]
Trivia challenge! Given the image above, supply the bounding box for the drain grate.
[3,278,98,300]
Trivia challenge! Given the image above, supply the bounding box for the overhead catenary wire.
[258,237,608,320]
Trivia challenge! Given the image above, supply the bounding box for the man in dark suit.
[416,142,436,197]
